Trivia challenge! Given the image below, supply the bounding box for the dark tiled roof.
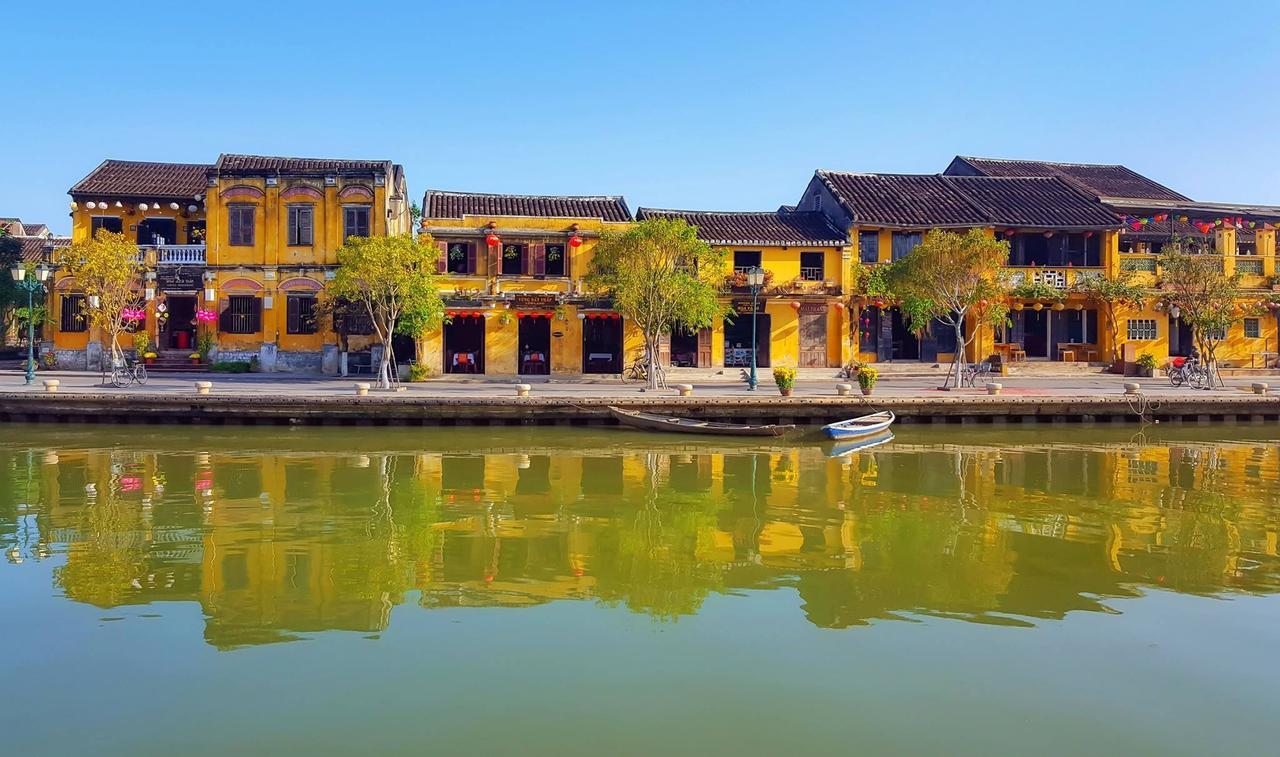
[214,154,393,176]
[70,160,211,200]
[945,176,1122,228]
[817,172,989,227]
[948,156,1190,203]
[425,190,631,222]
[635,208,847,245]
[18,236,68,262]
[21,223,48,236]
[817,171,1120,230]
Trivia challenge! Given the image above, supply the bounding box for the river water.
[1,424,1277,755]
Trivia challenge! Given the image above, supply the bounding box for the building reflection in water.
[1,426,1277,648]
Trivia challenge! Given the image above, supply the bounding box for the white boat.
[822,411,895,440]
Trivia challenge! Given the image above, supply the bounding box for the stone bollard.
[674,383,693,397]
[1123,382,1141,395]
[355,382,371,397]
[42,379,60,393]
[986,382,1002,396]
[515,383,532,397]
[195,381,212,396]
[1252,382,1269,395]
[836,383,853,396]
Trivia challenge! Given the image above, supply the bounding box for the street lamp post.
[10,264,51,385]
[746,266,765,391]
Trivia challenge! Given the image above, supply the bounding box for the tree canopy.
[1158,235,1243,386]
[586,218,728,388]
[57,230,144,367]
[870,229,1010,387]
[1073,270,1146,363]
[328,233,444,388]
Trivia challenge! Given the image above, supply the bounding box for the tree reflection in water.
[1,425,1277,648]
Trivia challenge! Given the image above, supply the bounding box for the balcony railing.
[142,244,206,265]
[1237,258,1265,275]
[1004,266,1104,288]
[799,266,824,281]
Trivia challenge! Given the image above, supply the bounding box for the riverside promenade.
[1,369,1278,426]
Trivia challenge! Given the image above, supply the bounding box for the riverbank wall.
[1,391,1278,426]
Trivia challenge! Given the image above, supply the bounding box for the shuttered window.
[220,295,261,334]
[545,244,566,276]
[343,206,370,240]
[858,231,880,264]
[287,206,313,246]
[891,232,922,261]
[60,294,87,332]
[286,295,318,334]
[446,242,474,274]
[336,300,374,335]
[228,205,255,246]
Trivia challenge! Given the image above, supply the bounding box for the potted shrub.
[856,365,878,396]
[132,332,150,362]
[772,366,796,397]
[188,352,202,366]
[143,351,157,365]
[1136,353,1157,378]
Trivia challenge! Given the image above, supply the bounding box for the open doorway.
[1020,309,1050,358]
[889,307,919,360]
[518,314,551,375]
[669,327,699,367]
[724,313,770,368]
[137,218,177,246]
[444,315,485,373]
[582,315,622,373]
[1169,315,1194,357]
[161,295,197,350]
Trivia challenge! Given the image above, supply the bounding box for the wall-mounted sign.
[156,267,203,291]
[732,299,766,314]
[513,293,558,310]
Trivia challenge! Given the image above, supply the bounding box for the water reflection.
[2,425,1277,648]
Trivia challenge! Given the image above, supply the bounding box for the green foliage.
[132,331,150,355]
[586,218,728,388]
[856,364,878,389]
[209,361,251,373]
[329,233,444,387]
[772,365,796,390]
[197,332,215,360]
[0,231,23,331]
[56,231,145,366]
[1159,235,1242,383]
[408,364,433,382]
[1074,270,1147,362]
[1008,281,1065,301]
[1135,353,1157,371]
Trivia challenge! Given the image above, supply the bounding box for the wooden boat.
[822,410,895,440]
[607,406,796,437]
[827,430,894,458]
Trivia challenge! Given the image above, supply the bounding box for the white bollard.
[1252,382,1269,395]
[515,383,532,397]
[986,382,1002,395]
[836,383,853,396]
[195,381,212,395]
[674,383,693,397]
[1123,382,1141,395]
[355,382,371,396]
[42,379,60,393]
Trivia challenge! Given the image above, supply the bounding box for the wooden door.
[798,305,827,367]
[657,333,671,366]
[697,328,712,368]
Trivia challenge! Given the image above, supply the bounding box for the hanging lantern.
[70,201,78,210]
[485,233,500,246]
[114,201,123,208]
[88,295,100,309]
[568,234,583,248]
[834,302,846,312]
[1032,302,1044,311]
[1051,302,1065,311]
[1170,305,1181,319]
[1130,222,1142,231]
[188,204,198,213]
[138,203,149,212]
[789,301,801,311]
[1154,214,1166,223]
[1005,228,1018,237]
[1012,302,1024,311]
[1043,231,1055,238]
[169,202,180,211]
[1073,302,1084,311]
[86,201,97,209]
[1083,231,1094,238]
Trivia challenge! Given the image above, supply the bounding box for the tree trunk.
[645,332,661,391]
[947,321,966,389]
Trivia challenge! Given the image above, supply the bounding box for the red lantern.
[485,233,500,246]
[1084,231,1094,238]
[834,302,846,312]
[789,301,801,311]
[568,234,583,248]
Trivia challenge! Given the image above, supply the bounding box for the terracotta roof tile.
[635,208,847,245]
[18,236,68,262]
[70,160,211,200]
[214,154,393,175]
[948,156,1190,203]
[20,223,48,237]
[817,171,1120,229]
[425,190,631,222]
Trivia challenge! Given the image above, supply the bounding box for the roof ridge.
[957,155,1127,169]
[428,189,624,200]
[637,207,823,216]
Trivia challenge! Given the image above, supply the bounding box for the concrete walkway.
[4,368,1274,400]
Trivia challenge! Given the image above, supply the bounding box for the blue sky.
[7,0,1280,233]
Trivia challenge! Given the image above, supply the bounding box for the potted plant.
[132,332,150,361]
[856,365,878,396]
[772,366,797,397]
[1136,353,1157,378]
[188,352,202,366]
[143,351,157,365]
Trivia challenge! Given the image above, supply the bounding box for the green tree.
[57,230,144,368]
[586,218,728,389]
[1159,236,1241,387]
[328,233,444,388]
[1073,270,1147,364]
[873,229,1011,388]
[0,227,23,336]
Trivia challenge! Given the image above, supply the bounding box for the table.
[726,347,751,367]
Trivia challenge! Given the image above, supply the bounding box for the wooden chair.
[1011,346,1027,362]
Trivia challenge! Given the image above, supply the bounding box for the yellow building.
[55,155,409,371]
[635,208,852,369]
[418,190,635,376]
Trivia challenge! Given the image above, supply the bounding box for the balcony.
[1004,266,1105,289]
[142,244,206,266]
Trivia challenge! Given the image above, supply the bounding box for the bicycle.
[960,361,992,388]
[110,357,148,388]
[1168,357,1208,389]
[623,356,648,383]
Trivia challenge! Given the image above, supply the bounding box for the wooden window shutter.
[287,295,301,333]
[436,240,448,273]
[219,300,233,332]
[300,207,312,245]
[532,243,546,276]
[250,297,263,333]
[466,243,477,274]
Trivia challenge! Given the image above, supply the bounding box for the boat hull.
[607,406,796,437]
[822,411,896,440]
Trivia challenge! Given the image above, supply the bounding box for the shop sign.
[732,299,765,314]
[513,293,558,310]
[156,267,204,291]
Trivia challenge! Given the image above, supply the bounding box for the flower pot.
[145,358,155,366]
[860,387,874,396]
[778,387,793,397]
[191,359,200,366]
